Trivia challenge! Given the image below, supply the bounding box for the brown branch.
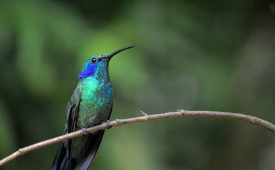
[0,109,275,166]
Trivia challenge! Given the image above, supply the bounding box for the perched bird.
[52,45,134,170]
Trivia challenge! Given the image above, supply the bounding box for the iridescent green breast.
[77,76,113,128]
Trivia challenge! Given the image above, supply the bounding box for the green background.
[0,0,275,169]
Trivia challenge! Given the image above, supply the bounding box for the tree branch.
[0,109,274,166]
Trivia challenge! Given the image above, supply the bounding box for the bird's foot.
[106,120,112,129]
[81,127,88,136]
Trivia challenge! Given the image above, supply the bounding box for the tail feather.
[74,130,105,170]
[52,130,105,170]
[52,142,68,170]
[60,156,70,170]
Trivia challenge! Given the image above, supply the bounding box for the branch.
[0,110,274,166]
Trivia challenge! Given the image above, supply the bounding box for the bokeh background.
[1,0,275,169]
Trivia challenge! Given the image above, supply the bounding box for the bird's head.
[78,45,134,79]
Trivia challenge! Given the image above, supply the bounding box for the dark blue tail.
[52,130,105,170]
[52,142,70,170]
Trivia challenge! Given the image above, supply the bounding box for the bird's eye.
[91,58,97,63]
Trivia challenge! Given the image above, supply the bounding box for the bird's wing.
[65,85,82,167]
[66,85,82,133]
[52,86,82,170]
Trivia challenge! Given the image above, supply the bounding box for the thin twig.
[0,110,274,166]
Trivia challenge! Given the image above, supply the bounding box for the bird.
[52,45,134,170]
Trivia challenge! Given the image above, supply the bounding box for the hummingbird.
[52,45,134,170]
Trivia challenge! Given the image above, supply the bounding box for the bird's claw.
[106,120,112,129]
[81,127,88,136]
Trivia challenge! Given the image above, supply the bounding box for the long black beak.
[105,45,134,59]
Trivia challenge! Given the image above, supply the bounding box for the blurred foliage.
[0,0,275,169]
